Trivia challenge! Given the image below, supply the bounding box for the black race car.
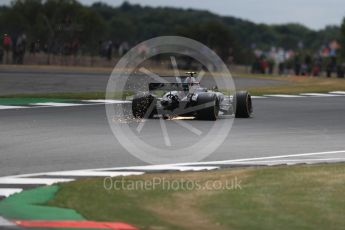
[132,72,252,120]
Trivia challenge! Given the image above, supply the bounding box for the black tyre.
[195,93,219,121]
[233,91,252,118]
[132,93,157,118]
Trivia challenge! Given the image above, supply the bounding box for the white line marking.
[0,216,15,226]
[2,150,344,186]
[0,188,22,197]
[229,158,345,165]
[95,165,219,171]
[171,116,195,120]
[264,94,305,98]
[1,165,219,182]
[47,171,144,177]
[0,105,28,109]
[0,102,120,110]
[0,178,73,185]
[251,96,267,99]
[329,91,345,95]
[182,150,345,165]
[9,150,345,178]
[300,93,342,97]
[256,158,345,162]
[30,102,84,107]
[83,99,131,104]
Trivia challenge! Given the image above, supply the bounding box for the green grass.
[48,177,183,229]
[243,76,345,95]
[48,163,345,230]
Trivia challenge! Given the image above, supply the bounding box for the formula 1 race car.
[132,72,252,120]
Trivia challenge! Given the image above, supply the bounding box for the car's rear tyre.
[233,91,252,118]
[196,93,219,121]
[132,93,157,119]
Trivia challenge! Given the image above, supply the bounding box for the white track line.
[4,165,219,179]
[83,99,131,104]
[4,151,344,180]
[93,165,219,172]
[0,188,22,197]
[329,91,345,95]
[0,102,110,110]
[251,96,267,99]
[0,150,344,195]
[300,93,342,97]
[181,150,345,166]
[264,94,305,98]
[0,105,28,109]
[46,171,144,177]
[0,178,73,185]
[228,158,345,165]
[30,102,84,107]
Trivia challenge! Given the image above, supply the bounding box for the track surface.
[1,96,345,177]
[0,67,286,95]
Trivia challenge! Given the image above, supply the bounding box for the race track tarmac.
[0,67,286,95]
[1,96,345,176]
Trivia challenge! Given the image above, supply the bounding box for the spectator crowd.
[0,32,134,66]
[1,32,344,79]
[251,41,344,78]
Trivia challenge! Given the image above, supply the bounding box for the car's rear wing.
[149,83,190,92]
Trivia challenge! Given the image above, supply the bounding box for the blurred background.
[0,0,344,77]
